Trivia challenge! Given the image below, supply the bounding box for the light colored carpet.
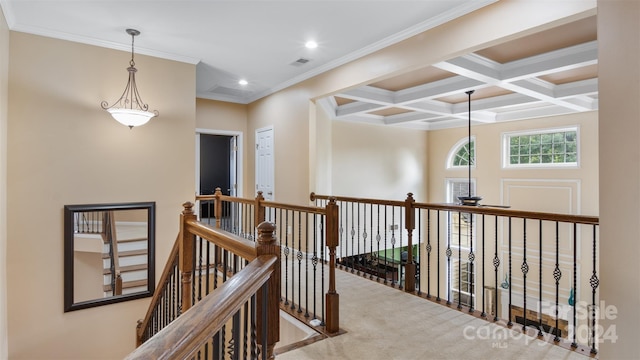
[277,268,592,360]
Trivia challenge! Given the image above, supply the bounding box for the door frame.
[255,125,275,200]
[195,128,244,198]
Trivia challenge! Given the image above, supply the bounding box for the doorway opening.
[196,129,243,209]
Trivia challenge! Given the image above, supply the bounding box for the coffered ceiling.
[1,1,597,130]
[319,16,598,130]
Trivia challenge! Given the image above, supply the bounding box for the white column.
[598,0,640,358]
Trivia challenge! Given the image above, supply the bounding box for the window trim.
[501,126,580,169]
[446,136,477,169]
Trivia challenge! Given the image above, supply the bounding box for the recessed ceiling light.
[305,40,318,49]
[238,79,248,86]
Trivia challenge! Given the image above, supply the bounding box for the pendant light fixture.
[101,29,158,129]
[458,90,482,206]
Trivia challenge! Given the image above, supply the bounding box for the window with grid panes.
[504,128,578,167]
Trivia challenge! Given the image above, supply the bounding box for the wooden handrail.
[126,255,278,360]
[261,200,326,215]
[311,192,599,225]
[197,193,255,205]
[136,235,180,346]
[417,202,599,225]
[311,192,405,207]
[184,218,257,261]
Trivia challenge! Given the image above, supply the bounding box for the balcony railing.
[311,192,599,355]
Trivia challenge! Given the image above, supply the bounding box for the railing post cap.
[182,202,194,215]
[310,192,316,201]
[257,221,275,233]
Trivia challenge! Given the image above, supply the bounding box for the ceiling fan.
[457,90,510,209]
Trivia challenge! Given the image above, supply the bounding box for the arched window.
[447,137,475,169]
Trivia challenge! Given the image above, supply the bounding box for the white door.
[256,126,274,200]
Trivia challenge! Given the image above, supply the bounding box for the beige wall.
[7,32,195,359]
[427,111,599,215]
[0,6,8,360]
[331,121,428,202]
[196,98,249,196]
[248,86,313,204]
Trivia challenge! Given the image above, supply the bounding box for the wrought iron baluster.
[493,216,499,321]
[446,210,452,305]
[553,221,561,342]
[369,204,374,280]
[321,216,326,326]
[250,294,258,359]
[384,206,389,285]
[376,204,381,282]
[417,209,422,295]
[284,209,290,306]
[206,240,213,295]
[590,224,599,355]
[229,310,240,360]
[198,237,203,301]
[522,219,529,330]
[481,214,486,318]
[192,237,197,307]
[350,202,355,273]
[508,217,513,327]
[468,210,474,313]
[571,223,578,348]
[437,210,441,301]
[457,211,462,310]
[538,220,543,337]
[312,214,318,320]
[427,210,432,298]
[297,212,303,313]
[357,203,362,276]
[304,213,310,318]
[213,244,219,291]
[243,301,249,360]
[399,207,404,290]
[339,201,345,269]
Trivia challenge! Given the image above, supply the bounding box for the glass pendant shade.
[107,108,156,128]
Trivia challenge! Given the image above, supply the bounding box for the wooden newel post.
[214,187,223,229]
[180,202,197,313]
[213,188,223,264]
[255,191,266,224]
[325,197,340,334]
[404,193,416,293]
[256,221,280,360]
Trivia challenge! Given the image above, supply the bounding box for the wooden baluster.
[325,197,340,334]
[404,193,416,293]
[180,202,197,313]
[256,221,280,360]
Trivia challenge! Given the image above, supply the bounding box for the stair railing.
[133,203,281,359]
[197,189,340,334]
[311,192,600,355]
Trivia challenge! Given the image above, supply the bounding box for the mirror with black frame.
[64,202,155,312]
